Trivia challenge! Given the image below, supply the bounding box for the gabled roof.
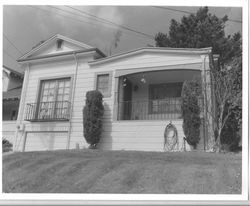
[18,34,103,61]
[89,47,212,66]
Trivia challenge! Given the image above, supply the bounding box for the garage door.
[25,132,68,151]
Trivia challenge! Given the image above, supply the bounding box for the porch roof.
[89,47,212,66]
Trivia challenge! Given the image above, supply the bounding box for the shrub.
[2,138,13,153]
[83,90,104,148]
[181,78,201,149]
[221,107,241,152]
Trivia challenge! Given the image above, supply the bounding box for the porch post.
[201,54,215,151]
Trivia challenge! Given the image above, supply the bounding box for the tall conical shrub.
[181,78,201,149]
[83,90,104,148]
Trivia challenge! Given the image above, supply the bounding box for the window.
[38,77,71,120]
[96,72,112,97]
[149,82,182,114]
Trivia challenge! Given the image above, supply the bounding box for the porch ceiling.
[127,70,201,84]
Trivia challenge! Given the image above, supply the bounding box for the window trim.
[34,75,74,121]
[94,71,113,98]
[148,82,183,114]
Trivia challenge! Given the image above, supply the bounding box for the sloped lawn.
[2,150,241,193]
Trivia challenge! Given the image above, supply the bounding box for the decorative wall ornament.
[122,77,127,87]
[140,73,146,84]
[164,121,178,151]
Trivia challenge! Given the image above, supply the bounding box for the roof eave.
[89,47,212,66]
[18,34,96,61]
[17,48,103,63]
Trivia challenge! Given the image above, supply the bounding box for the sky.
[3,5,242,73]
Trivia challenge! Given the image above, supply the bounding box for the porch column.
[201,54,215,151]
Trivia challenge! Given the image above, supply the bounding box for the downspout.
[66,52,79,149]
[203,55,208,151]
[14,63,30,151]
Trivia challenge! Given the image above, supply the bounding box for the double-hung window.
[95,72,112,97]
[38,77,71,120]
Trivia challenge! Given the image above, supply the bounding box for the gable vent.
[56,39,63,49]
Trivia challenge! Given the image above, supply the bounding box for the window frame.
[94,71,112,98]
[35,75,73,121]
[148,82,183,114]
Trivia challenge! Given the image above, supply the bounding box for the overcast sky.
[3,5,242,72]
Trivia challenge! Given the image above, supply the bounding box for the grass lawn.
[2,149,241,194]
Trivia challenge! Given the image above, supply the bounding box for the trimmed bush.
[221,107,241,152]
[83,90,104,148]
[181,78,201,149]
[2,138,13,153]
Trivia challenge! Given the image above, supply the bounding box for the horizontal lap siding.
[69,58,114,148]
[69,55,201,151]
[25,132,68,151]
[98,120,192,152]
[18,52,203,152]
[92,53,202,70]
[16,59,80,151]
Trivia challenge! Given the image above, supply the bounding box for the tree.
[83,90,104,149]
[155,6,242,151]
[155,7,241,65]
[206,60,241,151]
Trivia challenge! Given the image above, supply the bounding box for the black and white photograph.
[1,0,249,205]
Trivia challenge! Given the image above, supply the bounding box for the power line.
[48,5,154,40]
[3,49,18,63]
[27,6,96,27]
[47,5,109,25]
[48,5,152,40]
[3,34,23,55]
[152,6,242,23]
[66,6,155,39]
[28,5,153,41]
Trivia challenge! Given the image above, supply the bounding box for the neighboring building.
[2,65,23,92]
[2,66,23,144]
[14,34,215,152]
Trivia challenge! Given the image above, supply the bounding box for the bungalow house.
[14,34,215,152]
[2,65,23,144]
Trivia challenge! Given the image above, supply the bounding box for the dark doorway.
[123,78,132,120]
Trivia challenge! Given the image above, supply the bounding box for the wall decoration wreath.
[164,122,178,151]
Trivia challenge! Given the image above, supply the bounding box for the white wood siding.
[99,121,192,152]
[24,132,68,151]
[68,52,204,151]
[91,52,202,71]
[16,49,207,152]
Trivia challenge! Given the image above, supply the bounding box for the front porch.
[115,69,201,121]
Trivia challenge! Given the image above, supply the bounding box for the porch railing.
[24,101,71,121]
[117,98,182,120]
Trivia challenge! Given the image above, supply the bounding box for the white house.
[14,34,215,152]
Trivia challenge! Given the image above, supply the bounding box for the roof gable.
[18,34,94,61]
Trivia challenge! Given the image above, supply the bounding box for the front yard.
[2,149,241,193]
